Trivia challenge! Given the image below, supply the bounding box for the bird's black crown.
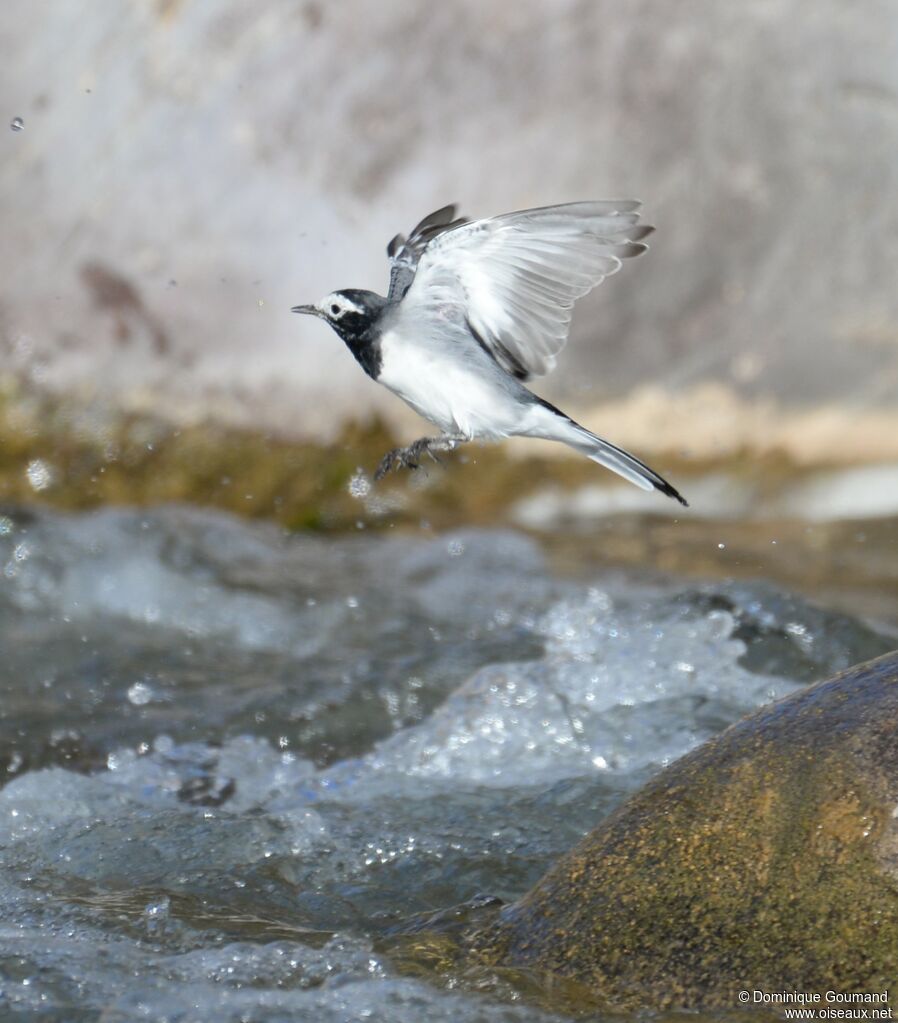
[323,289,386,338]
[293,288,387,378]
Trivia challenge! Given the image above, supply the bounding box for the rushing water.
[0,505,894,1021]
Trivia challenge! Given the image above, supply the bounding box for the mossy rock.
[471,651,898,1010]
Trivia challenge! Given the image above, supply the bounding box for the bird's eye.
[330,303,341,316]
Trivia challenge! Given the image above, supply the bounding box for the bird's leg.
[420,432,467,466]
[374,434,467,480]
[425,433,466,454]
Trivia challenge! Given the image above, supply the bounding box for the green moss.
[0,379,699,531]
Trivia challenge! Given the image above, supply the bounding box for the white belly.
[377,331,523,439]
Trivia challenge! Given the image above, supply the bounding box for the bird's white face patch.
[320,292,362,320]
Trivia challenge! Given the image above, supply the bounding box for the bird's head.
[291,289,385,342]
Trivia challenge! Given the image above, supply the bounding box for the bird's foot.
[374,437,430,480]
[374,435,464,480]
[374,448,401,480]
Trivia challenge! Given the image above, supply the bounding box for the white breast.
[377,330,524,439]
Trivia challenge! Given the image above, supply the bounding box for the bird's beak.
[291,303,323,317]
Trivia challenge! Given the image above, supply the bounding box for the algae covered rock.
[472,651,898,1009]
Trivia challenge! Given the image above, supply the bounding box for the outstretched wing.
[400,201,652,379]
[386,204,470,302]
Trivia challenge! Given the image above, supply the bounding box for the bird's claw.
[374,448,401,480]
[374,445,419,480]
[374,438,440,480]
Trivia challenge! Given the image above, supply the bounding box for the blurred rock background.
[1,0,897,484]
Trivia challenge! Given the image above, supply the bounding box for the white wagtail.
[293,202,687,505]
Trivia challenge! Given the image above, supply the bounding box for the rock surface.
[2,2,897,453]
[472,650,898,1009]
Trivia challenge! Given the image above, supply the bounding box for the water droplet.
[153,734,175,754]
[144,897,170,918]
[10,117,24,132]
[25,459,54,491]
[127,681,155,705]
[143,896,171,934]
[717,542,726,550]
[348,468,371,499]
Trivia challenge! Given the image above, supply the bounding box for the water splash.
[0,507,890,1023]
[347,468,371,499]
[25,459,54,491]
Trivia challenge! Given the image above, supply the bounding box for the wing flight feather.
[398,201,652,379]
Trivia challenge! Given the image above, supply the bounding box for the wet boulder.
[472,651,898,1009]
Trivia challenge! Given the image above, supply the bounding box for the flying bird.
[293,201,687,505]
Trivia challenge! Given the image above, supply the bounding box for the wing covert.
[386,204,469,302]
[401,201,653,379]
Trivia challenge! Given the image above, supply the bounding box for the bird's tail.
[528,400,688,506]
